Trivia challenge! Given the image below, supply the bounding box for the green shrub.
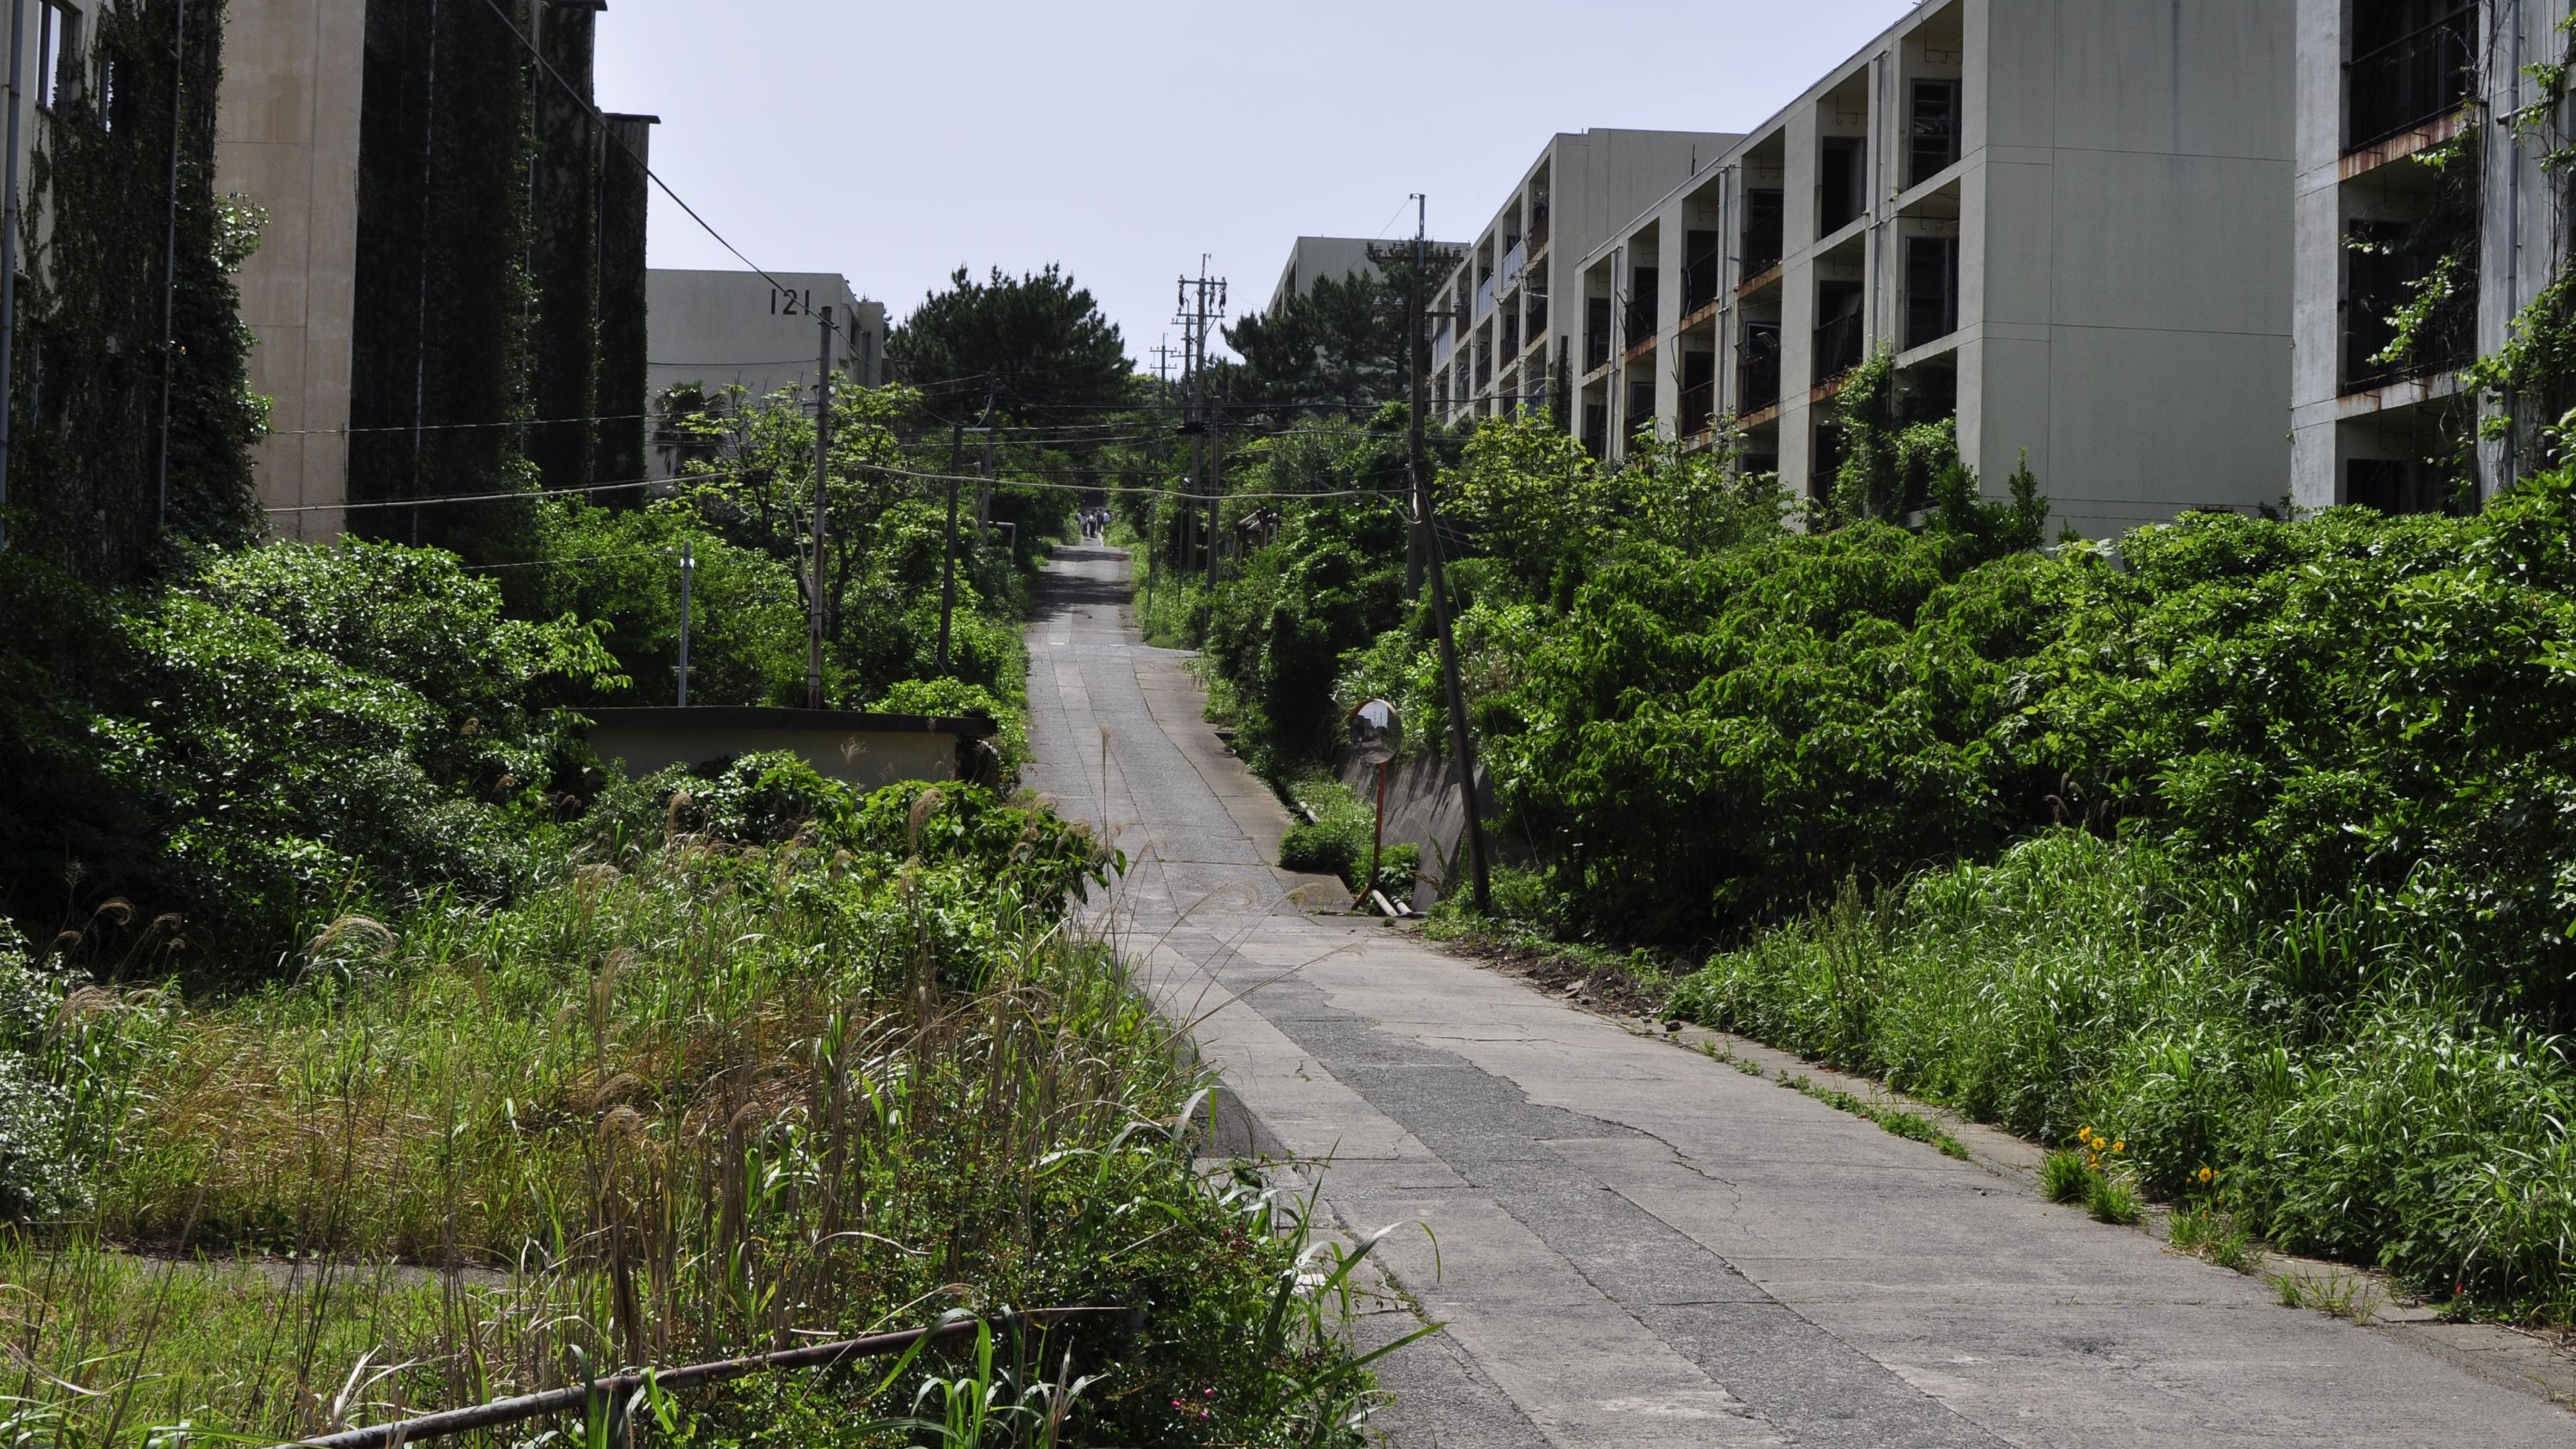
[872,676,1027,776]
[2040,1150,2089,1204]
[1670,830,2576,1319]
[1279,820,1360,885]
[518,501,806,707]
[1,543,621,973]
[0,923,76,1218]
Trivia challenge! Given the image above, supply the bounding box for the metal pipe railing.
[265,1307,1130,1449]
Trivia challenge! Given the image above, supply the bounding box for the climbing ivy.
[9,0,260,585]
[344,0,544,563]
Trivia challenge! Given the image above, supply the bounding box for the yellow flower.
[2112,1140,2125,1154]
[2080,1126,2096,1143]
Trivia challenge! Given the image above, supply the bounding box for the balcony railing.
[1624,302,1657,352]
[1680,379,1715,438]
[2346,5,2475,152]
[1682,249,1722,314]
[1910,80,1961,187]
[1501,312,1521,357]
[1473,347,1492,390]
[1432,328,1453,370]
[1475,273,1497,320]
[1740,324,1782,413]
[1498,239,1527,294]
[1525,290,1547,336]
[2343,220,2476,392]
[1585,298,1613,372]
[1814,310,1864,381]
[1743,190,1785,276]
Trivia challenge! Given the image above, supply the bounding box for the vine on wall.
[10,0,259,585]
[345,0,541,563]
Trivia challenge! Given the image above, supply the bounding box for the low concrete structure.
[2290,0,2564,514]
[584,707,997,791]
[1430,129,1741,426]
[1576,0,2298,539]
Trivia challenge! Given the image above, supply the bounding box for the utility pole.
[675,538,693,706]
[938,420,961,674]
[1406,201,1430,600]
[1174,263,1225,590]
[1411,195,1492,916]
[805,306,832,710]
[153,0,187,537]
[0,0,24,553]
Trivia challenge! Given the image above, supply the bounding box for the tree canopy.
[888,264,1134,430]
[1212,246,1461,426]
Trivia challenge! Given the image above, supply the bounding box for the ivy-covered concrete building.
[0,0,270,581]
[2289,0,2567,514]
[215,0,654,548]
[1573,0,2298,540]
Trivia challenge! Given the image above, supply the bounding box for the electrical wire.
[471,0,862,349]
[462,549,672,572]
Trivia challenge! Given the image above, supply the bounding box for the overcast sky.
[595,1,1917,366]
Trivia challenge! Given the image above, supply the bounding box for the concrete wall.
[1268,236,1382,312]
[647,267,885,409]
[216,0,366,540]
[586,709,979,790]
[1573,0,2296,539]
[1977,0,2295,534]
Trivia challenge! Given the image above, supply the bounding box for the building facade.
[1429,129,1738,427]
[644,268,886,474]
[1579,0,2297,539]
[1267,234,1464,314]
[210,0,654,543]
[2290,0,2566,514]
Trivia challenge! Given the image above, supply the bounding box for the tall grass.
[3,808,1388,1446]
[1671,829,2576,1324]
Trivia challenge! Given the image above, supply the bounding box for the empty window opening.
[35,2,74,112]
[1743,189,1785,274]
[1814,279,1865,380]
[1820,137,1867,235]
[2346,0,2475,150]
[1909,80,1961,187]
[1905,236,1960,349]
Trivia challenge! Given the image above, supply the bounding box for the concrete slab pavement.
[1022,543,2574,1446]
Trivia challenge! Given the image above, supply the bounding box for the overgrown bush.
[1,543,619,974]
[1670,830,2576,1321]
[0,922,76,1218]
[33,801,1369,1446]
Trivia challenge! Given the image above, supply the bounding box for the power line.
[470,0,860,350]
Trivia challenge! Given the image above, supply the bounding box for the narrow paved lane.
[1022,543,2570,1447]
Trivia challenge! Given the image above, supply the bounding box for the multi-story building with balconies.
[1576,0,2296,539]
[2290,0,2563,514]
[1427,130,1736,428]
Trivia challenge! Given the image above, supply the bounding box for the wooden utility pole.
[1411,195,1492,915]
[938,421,962,674]
[1175,264,1225,590]
[805,306,832,710]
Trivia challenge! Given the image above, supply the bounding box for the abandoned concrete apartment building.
[1385,0,2576,536]
[2293,0,2568,515]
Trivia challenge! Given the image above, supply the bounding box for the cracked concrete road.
[1021,543,2572,1447]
